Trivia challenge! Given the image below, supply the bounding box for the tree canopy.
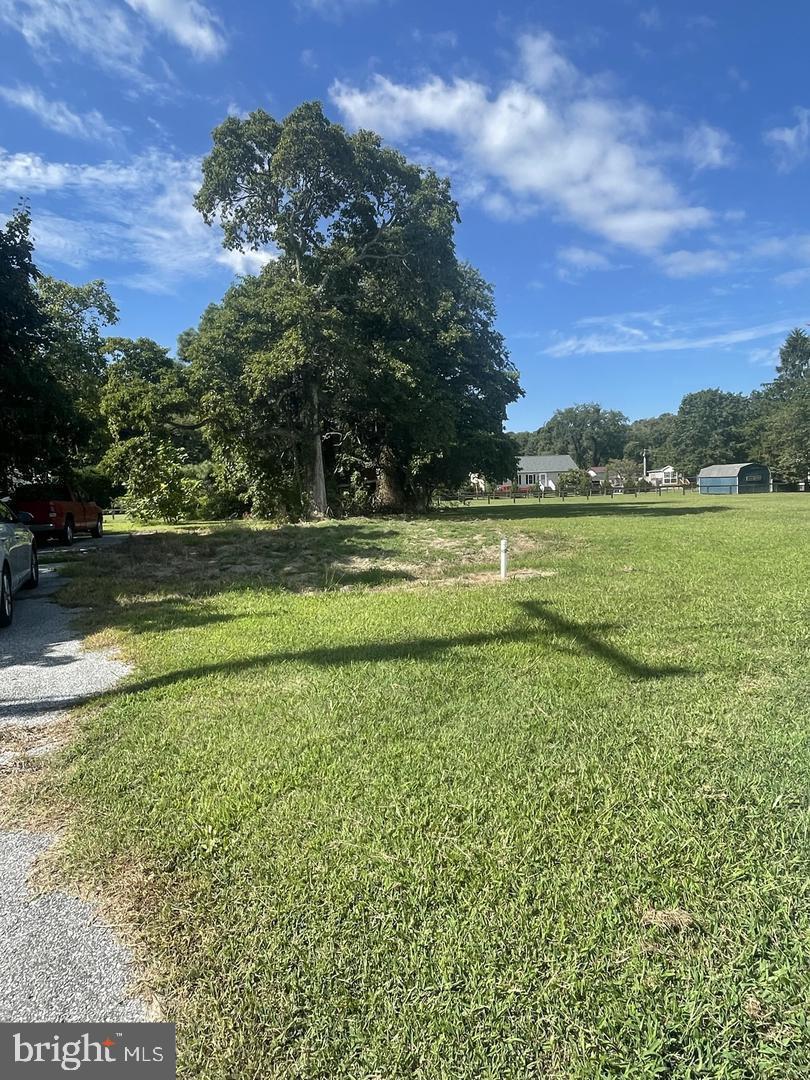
[193,101,519,514]
[529,403,629,469]
[0,207,117,491]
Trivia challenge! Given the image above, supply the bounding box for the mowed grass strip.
[39,495,810,1077]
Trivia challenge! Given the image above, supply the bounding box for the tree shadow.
[87,600,691,707]
[517,601,689,679]
[433,502,731,522]
[56,523,419,638]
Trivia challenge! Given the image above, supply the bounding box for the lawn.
[23,494,810,1077]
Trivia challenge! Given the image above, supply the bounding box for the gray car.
[0,500,39,628]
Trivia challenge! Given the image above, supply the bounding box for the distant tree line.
[509,338,810,484]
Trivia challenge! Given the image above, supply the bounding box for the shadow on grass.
[518,601,687,679]
[58,523,420,637]
[433,502,731,522]
[84,600,691,710]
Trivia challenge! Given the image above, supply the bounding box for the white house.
[644,465,685,487]
[499,454,579,491]
[588,465,626,492]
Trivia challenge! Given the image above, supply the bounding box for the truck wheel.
[23,546,39,590]
[0,565,12,628]
[90,516,103,539]
[62,517,74,546]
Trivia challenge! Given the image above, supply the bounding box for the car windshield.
[14,485,71,500]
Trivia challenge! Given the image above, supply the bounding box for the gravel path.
[0,566,130,739]
[0,832,147,1022]
[0,541,147,1022]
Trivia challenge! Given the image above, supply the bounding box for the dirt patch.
[0,722,72,772]
[640,907,696,932]
[372,567,558,593]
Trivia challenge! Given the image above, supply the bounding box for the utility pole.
[642,447,649,478]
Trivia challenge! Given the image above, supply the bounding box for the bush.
[558,468,592,496]
[71,464,121,507]
[108,439,200,523]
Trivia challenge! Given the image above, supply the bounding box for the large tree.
[194,101,519,514]
[671,389,751,476]
[0,206,52,489]
[0,208,117,489]
[195,102,461,515]
[623,412,677,469]
[757,394,810,484]
[340,259,519,508]
[36,274,118,467]
[771,327,810,395]
[532,403,628,468]
[100,337,202,521]
[750,328,810,484]
[180,254,519,516]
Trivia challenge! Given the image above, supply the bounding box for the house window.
[525,474,535,484]
[538,473,547,486]
[747,473,763,482]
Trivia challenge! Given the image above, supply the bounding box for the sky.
[1,0,809,430]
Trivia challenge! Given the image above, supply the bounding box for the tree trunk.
[374,446,405,512]
[309,380,328,516]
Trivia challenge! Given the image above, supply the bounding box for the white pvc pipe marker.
[500,537,508,580]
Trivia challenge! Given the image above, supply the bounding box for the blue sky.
[1,0,809,429]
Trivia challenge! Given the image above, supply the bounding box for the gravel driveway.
[0,543,148,1022]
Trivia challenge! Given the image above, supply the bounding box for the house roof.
[697,462,764,478]
[589,466,607,475]
[517,454,579,473]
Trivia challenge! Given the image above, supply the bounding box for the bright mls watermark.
[0,1025,175,1077]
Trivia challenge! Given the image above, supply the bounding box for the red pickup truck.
[11,485,103,546]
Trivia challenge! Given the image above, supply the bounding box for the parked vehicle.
[11,484,103,545]
[0,501,38,628]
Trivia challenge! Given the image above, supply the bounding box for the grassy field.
[18,493,810,1077]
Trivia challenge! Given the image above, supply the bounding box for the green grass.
[30,494,810,1077]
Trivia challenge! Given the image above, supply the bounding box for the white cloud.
[547,316,800,357]
[331,33,712,253]
[296,0,377,16]
[764,107,810,171]
[558,246,613,271]
[411,29,458,51]
[20,211,119,268]
[519,31,577,90]
[124,0,225,58]
[774,266,810,288]
[0,0,223,89]
[727,67,749,93]
[748,345,779,367]
[638,6,661,29]
[0,0,148,83]
[751,234,810,260]
[0,147,274,291]
[556,245,621,281]
[684,124,735,169]
[686,14,715,31]
[0,148,142,191]
[657,248,732,277]
[0,85,118,142]
[226,101,251,119]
